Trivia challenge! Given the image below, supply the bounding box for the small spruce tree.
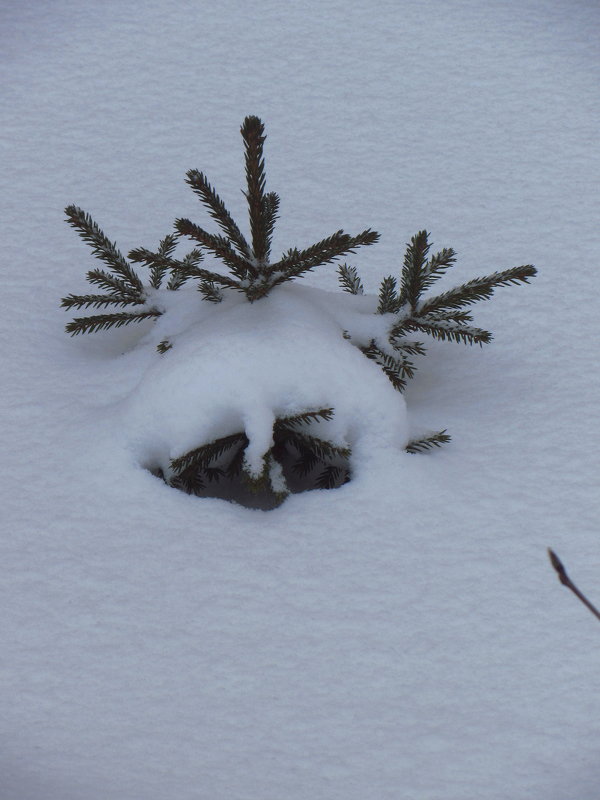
[62,116,536,506]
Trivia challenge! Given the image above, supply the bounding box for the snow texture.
[2,1,600,798]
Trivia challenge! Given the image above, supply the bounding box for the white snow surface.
[2,1,600,799]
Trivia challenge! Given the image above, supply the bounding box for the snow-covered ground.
[2,1,600,798]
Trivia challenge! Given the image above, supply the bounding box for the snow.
[2,1,600,799]
[121,283,407,480]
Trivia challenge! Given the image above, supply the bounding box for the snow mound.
[120,283,409,481]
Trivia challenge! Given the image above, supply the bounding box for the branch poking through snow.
[548,548,600,623]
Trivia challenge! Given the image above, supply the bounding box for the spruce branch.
[166,249,206,289]
[405,317,492,346]
[405,430,451,453]
[204,466,226,483]
[362,343,415,391]
[153,233,179,288]
[185,169,251,258]
[548,549,600,623]
[129,233,180,289]
[61,293,142,310]
[65,206,143,293]
[170,468,206,494]
[262,191,280,262]
[281,428,350,461]
[291,449,323,477]
[159,232,178,256]
[145,224,244,292]
[399,230,432,311]
[170,432,249,475]
[271,229,380,285]
[241,115,269,264]
[274,409,345,484]
[85,269,144,300]
[198,280,224,303]
[156,339,172,354]
[275,408,335,430]
[128,245,183,268]
[377,275,401,314]
[337,263,364,295]
[226,444,246,477]
[167,409,345,500]
[418,265,537,315]
[424,309,474,325]
[174,218,252,282]
[65,309,161,336]
[315,464,349,489]
[389,337,426,357]
[418,247,457,295]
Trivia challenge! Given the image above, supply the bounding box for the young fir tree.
[62,116,536,505]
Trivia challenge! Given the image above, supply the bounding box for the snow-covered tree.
[62,116,536,507]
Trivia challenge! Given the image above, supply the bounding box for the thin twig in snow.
[548,548,600,623]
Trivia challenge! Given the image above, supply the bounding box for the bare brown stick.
[548,548,600,622]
